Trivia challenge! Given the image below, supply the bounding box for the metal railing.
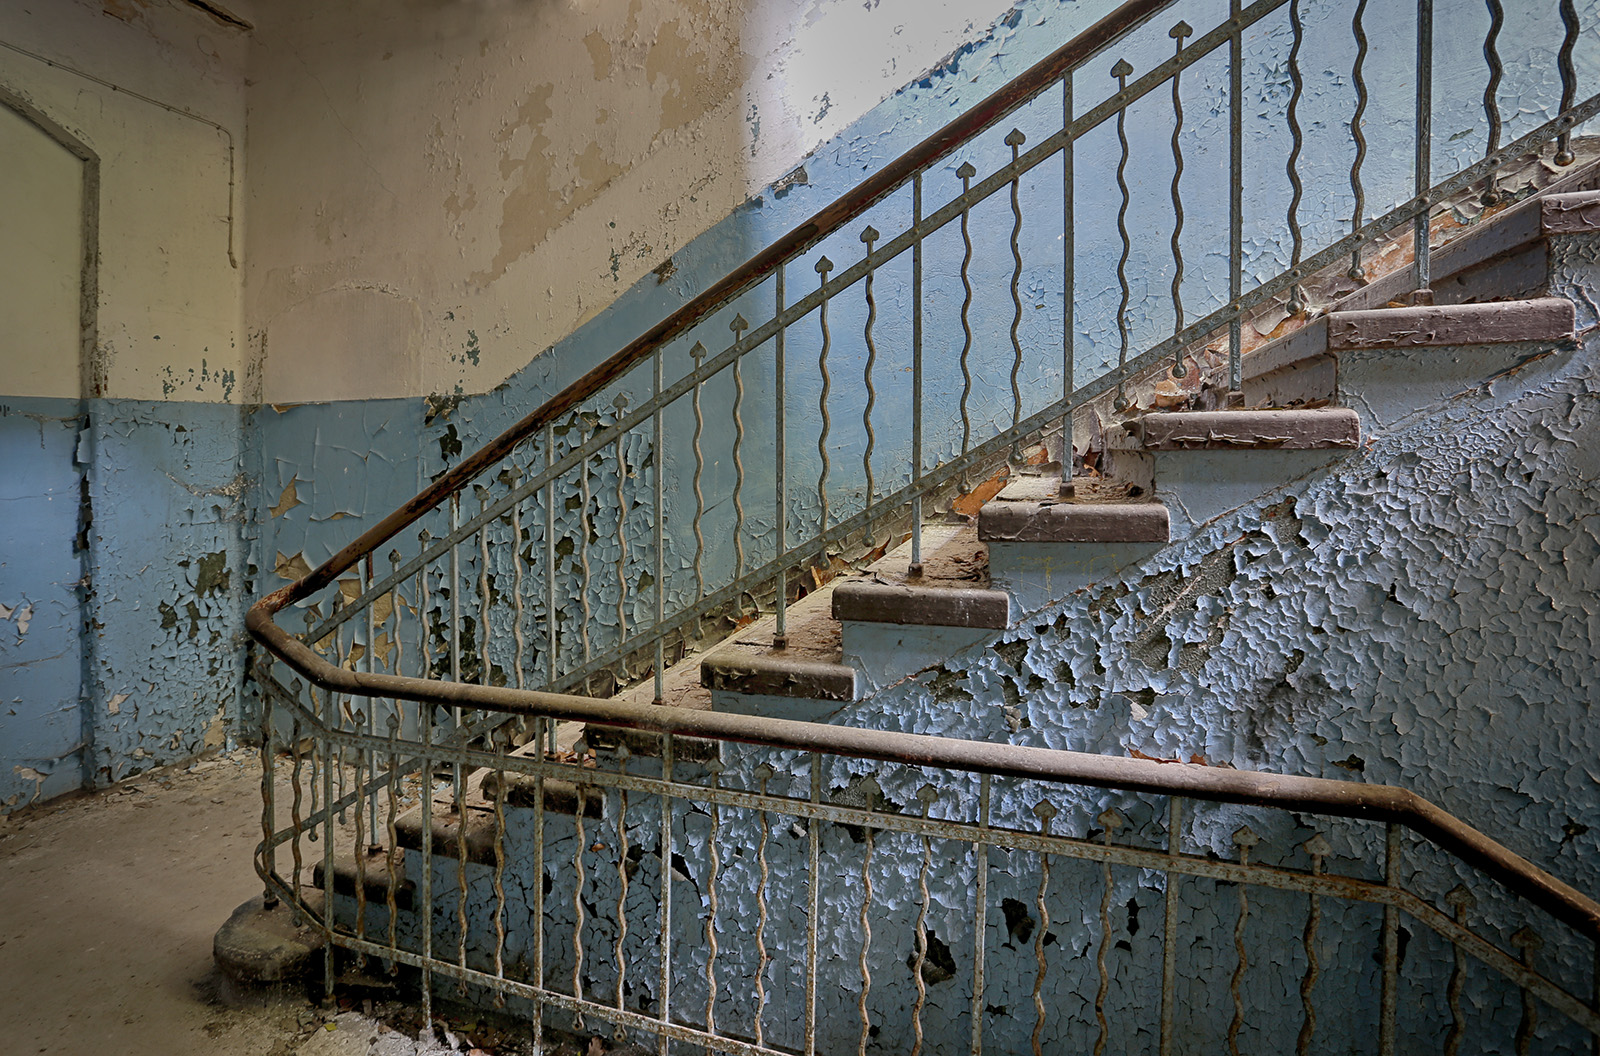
[250,0,1600,1051]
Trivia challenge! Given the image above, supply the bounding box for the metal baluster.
[614,748,632,1035]
[1513,928,1544,1054]
[970,774,991,1056]
[544,424,557,752]
[857,820,875,1056]
[1379,823,1400,1056]
[322,673,336,1004]
[910,175,924,575]
[1286,0,1307,314]
[753,764,774,1047]
[729,316,748,586]
[512,476,527,695]
[1170,23,1193,371]
[613,393,630,673]
[774,270,790,650]
[1062,79,1075,481]
[354,700,369,967]
[911,786,938,1056]
[1032,800,1058,1056]
[1006,128,1027,457]
[690,341,707,639]
[653,349,665,704]
[1557,0,1579,165]
[578,423,594,691]
[260,677,277,906]
[860,226,880,542]
[290,713,305,903]
[1413,0,1434,300]
[1297,834,1331,1055]
[815,258,834,533]
[804,752,821,1056]
[532,748,547,1055]
[480,494,493,691]
[1443,885,1475,1056]
[573,781,588,1029]
[1229,0,1244,393]
[1159,798,1182,1056]
[1229,825,1259,1056]
[448,495,463,814]
[1349,0,1370,279]
[385,710,401,974]
[1093,808,1123,1056]
[956,162,977,491]
[491,728,508,1007]
[456,743,470,996]
[656,735,675,1056]
[1481,0,1505,204]
[1111,62,1135,413]
[705,758,725,1036]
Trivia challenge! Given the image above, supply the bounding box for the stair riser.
[1339,340,1575,431]
[986,540,1165,613]
[1116,449,1356,541]
[838,620,993,693]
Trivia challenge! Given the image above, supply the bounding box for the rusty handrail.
[253,0,1169,613]
[248,600,1600,944]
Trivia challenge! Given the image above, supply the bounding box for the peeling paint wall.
[0,0,252,809]
[243,0,1023,404]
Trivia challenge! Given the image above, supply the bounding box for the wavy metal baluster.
[614,747,632,1037]
[1481,0,1505,204]
[970,775,992,1056]
[911,785,938,1056]
[1557,0,1579,165]
[753,764,774,1047]
[1112,60,1135,412]
[729,316,748,585]
[704,757,724,1037]
[456,741,470,997]
[1379,823,1399,1053]
[1228,825,1259,1056]
[1297,833,1331,1055]
[531,747,546,1055]
[353,702,368,966]
[689,341,707,638]
[1286,0,1307,314]
[1159,798,1182,1056]
[259,676,277,908]
[573,781,588,1030]
[956,163,976,490]
[490,727,509,1007]
[1170,22,1192,375]
[860,226,879,538]
[289,711,305,904]
[1348,0,1370,279]
[1093,808,1124,1056]
[612,393,630,670]
[858,820,875,1056]
[384,710,400,973]
[578,419,594,691]
[1006,128,1027,462]
[815,257,834,533]
[1032,799,1059,1056]
[1513,927,1545,1054]
[1444,885,1476,1056]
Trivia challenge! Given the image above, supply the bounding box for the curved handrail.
[249,603,1600,944]
[251,0,1168,616]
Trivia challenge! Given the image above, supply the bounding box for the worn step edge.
[1126,408,1361,450]
[1543,189,1600,234]
[701,651,857,701]
[480,771,607,815]
[977,500,1170,544]
[1326,297,1574,351]
[393,802,500,866]
[831,581,1009,629]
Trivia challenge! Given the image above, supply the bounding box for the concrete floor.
[0,750,317,1056]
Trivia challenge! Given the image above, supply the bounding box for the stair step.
[832,523,1008,629]
[700,575,858,707]
[978,490,1169,544]
[1124,408,1361,450]
[393,801,501,865]
[1542,189,1600,234]
[479,772,605,816]
[1327,297,1574,350]
[312,847,415,911]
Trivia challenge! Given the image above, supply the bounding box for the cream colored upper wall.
[0,0,248,402]
[245,0,1019,404]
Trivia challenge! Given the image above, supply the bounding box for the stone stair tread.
[1542,189,1600,233]
[1125,408,1361,450]
[700,576,857,701]
[1327,297,1574,350]
[831,523,1008,629]
[312,846,415,910]
[978,496,1170,544]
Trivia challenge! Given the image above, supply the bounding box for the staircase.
[238,1,1600,1053]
